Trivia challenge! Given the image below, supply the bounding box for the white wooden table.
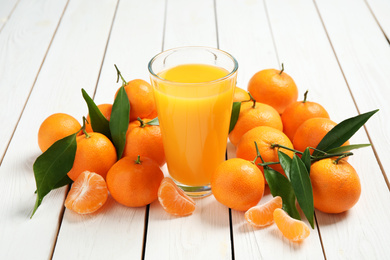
[1,0,390,259]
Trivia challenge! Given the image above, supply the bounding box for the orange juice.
[153,64,235,188]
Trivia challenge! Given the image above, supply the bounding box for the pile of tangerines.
[36,65,362,243]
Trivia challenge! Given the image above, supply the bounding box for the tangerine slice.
[65,171,108,214]
[245,196,283,227]
[158,177,195,216]
[273,208,310,242]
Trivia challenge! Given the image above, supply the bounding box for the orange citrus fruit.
[229,101,283,146]
[64,171,108,214]
[281,92,329,141]
[310,158,361,213]
[293,117,349,154]
[122,118,165,166]
[274,208,310,242]
[85,104,112,133]
[236,126,294,178]
[245,196,283,228]
[211,158,265,211]
[233,86,250,102]
[67,132,117,181]
[117,79,157,121]
[38,113,81,152]
[107,156,164,207]
[158,177,196,216]
[248,66,298,114]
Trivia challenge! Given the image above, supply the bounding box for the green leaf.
[229,102,241,133]
[301,147,311,175]
[313,109,379,156]
[146,117,159,126]
[278,151,292,180]
[264,167,300,220]
[326,144,371,154]
[52,175,73,190]
[290,154,314,228]
[109,85,130,159]
[31,134,77,218]
[82,89,111,139]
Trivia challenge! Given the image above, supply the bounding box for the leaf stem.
[271,143,303,155]
[114,64,127,86]
[82,116,90,138]
[137,117,145,128]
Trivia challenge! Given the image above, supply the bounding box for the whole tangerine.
[310,158,361,213]
[67,132,117,181]
[106,156,164,207]
[281,91,329,141]
[248,65,298,114]
[229,101,283,146]
[233,86,250,102]
[38,113,81,152]
[211,158,265,212]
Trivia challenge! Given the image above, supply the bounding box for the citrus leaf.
[278,151,292,180]
[326,144,371,154]
[290,154,314,228]
[229,102,241,133]
[302,147,311,175]
[313,109,378,156]
[146,117,159,126]
[31,134,77,218]
[109,85,130,159]
[264,167,300,220]
[52,175,73,190]
[81,89,111,139]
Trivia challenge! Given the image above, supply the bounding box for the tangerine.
[236,126,294,178]
[293,117,349,154]
[233,86,250,102]
[211,158,265,211]
[229,101,283,146]
[38,113,81,152]
[310,158,361,213]
[281,91,329,141]
[107,156,164,207]
[67,132,117,181]
[122,118,165,166]
[248,65,298,114]
[65,171,108,214]
[158,177,196,216]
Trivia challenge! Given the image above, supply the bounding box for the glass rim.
[148,46,239,85]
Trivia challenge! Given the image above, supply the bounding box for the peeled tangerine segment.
[158,177,196,216]
[273,208,310,242]
[65,171,108,214]
[245,196,283,228]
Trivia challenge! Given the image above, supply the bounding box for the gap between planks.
[312,0,390,192]
[0,0,21,33]
[363,0,390,44]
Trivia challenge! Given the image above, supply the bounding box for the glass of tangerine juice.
[148,46,238,197]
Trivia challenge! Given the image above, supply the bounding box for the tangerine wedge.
[158,177,195,216]
[245,196,283,228]
[273,208,310,242]
[65,171,108,214]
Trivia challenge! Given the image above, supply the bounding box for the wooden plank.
[144,0,232,259]
[0,0,19,31]
[315,0,390,181]
[218,1,324,258]
[0,0,118,259]
[53,0,166,259]
[265,0,390,258]
[365,0,390,40]
[0,0,67,162]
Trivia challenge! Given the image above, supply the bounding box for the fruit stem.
[252,141,265,164]
[257,161,280,167]
[315,152,353,163]
[137,117,145,128]
[81,116,91,138]
[135,155,142,164]
[279,63,284,75]
[247,92,256,108]
[114,64,127,87]
[303,90,308,103]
